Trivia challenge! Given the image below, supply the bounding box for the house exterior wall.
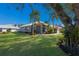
[57,28,60,34]
[35,25,47,34]
[19,26,31,33]
[56,27,62,34]
[0,28,2,32]
[2,29,7,32]
[11,29,17,32]
[0,28,18,32]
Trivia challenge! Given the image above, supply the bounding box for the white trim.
[21,21,48,27]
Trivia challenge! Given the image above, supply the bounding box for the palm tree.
[52,15,55,33]
[48,3,79,55]
[29,4,39,34]
[29,7,40,35]
[45,6,55,34]
[33,10,40,34]
[44,21,49,33]
[29,4,34,35]
[55,13,60,34]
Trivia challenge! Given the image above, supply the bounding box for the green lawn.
[0,33,66,56]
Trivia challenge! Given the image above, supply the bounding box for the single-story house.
[0,24,20,32]
[19,21,63,34]
[19,21,48,34]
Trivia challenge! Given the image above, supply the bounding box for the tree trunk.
[52,15,55,33]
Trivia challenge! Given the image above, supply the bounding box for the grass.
[0,32,66,56]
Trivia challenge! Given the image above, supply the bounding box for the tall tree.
[29,9,40,34]
[45,5,55,33]
[29,4,40,35]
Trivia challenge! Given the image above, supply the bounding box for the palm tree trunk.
[41,23,43,34]
[52,16,55,33]
[39,21,42,35]
[29,4,35,37]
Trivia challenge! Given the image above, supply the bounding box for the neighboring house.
[50,25,63,34]
[51,26,62,34]
[0,24,20,32]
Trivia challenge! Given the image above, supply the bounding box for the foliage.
[29,10,40,22]
[60,28,65,33]
[47,27,53,34]
[46,4,79,55]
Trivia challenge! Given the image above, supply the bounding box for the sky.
[0,3,63,26]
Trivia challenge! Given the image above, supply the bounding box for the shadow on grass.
[0,38,66,56]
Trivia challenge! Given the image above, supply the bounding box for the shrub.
[2,32,7,34]
[47,27,53,34]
